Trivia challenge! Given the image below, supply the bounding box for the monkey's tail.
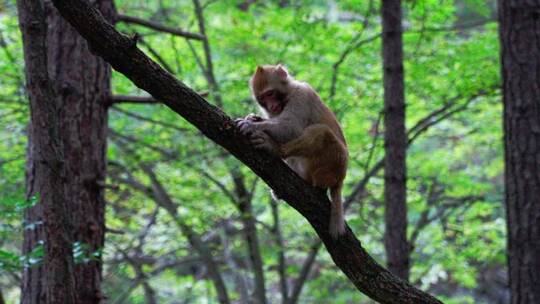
[329,183,345,239]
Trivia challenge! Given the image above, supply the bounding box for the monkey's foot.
[250,130,279,155]
[245,113,264,122]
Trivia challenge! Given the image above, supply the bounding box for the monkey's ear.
[276,64,288,79]
[255,66,264,74]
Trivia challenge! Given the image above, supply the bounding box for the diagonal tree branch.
[116,14,205,41]
[50,1,442,302]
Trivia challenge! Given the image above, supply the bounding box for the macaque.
[237,64,348,238]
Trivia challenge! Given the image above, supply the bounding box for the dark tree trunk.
[19,0,114,303]
[498,1,540,303]
[18,0,76,302]
[381,0,410,281]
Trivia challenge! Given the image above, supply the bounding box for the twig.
[116,14,205,41]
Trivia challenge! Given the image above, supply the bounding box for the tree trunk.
[19,0,114,303]
[18,0,77,302]
[498,1,540,303]
[381,0,410,281]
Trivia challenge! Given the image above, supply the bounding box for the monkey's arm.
[246,118,304,144]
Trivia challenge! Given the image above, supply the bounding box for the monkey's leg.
[281,124,336,158]
[250,130,281,156]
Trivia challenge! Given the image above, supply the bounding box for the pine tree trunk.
[498,1,540,303]
[19,0,114,303]
[381,0,410,281]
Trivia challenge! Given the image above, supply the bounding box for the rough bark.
[381,0,410,281]
[18,0,76,302]
[498,1,540,303]
[19,0,113,303]
[49,0,442,302]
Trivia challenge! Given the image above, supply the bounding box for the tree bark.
[49,1,442,302]
[381,0,409,281]
[498,1,540,303]
[18,0,76,302]
[19,0,114,303]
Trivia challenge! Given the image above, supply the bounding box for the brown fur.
[245,65,349,238]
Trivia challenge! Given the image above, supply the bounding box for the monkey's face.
[250,64,290,115]
[256,89,287,115]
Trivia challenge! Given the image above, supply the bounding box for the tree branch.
[270,198,289,304]
[287,242,322,304]
[111,93,208,105]
[139,164,231,304]
[50,1,442,302]
[231,170,267,304]
[192,0,223,107]
[111,95,160,104]
[110,105,190,132]
[116,14,205,41]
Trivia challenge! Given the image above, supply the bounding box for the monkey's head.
[249,64,291,116]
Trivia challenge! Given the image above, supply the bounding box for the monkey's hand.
[250,130,281,156]
[235,118,257,136]
[244,113,264,122]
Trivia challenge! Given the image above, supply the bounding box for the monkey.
[236,64,348,238]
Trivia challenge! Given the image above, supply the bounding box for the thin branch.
[270,198,289,304]
[287,242,322,304]
[408,88,498,142]
[192,0,223,107]
[328,0,375,100]
[231,170,268,304]
[186,40,207,75]
[198,170,237,205]
[408,18,496,33]
[110,105,191,132]
[116,14,205,41]
[110,93,208,105]
[329,33,381,100]
[109,129,177,159]
[139,165,231,304]
[139,38,175,73]
[111,95,160,104]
